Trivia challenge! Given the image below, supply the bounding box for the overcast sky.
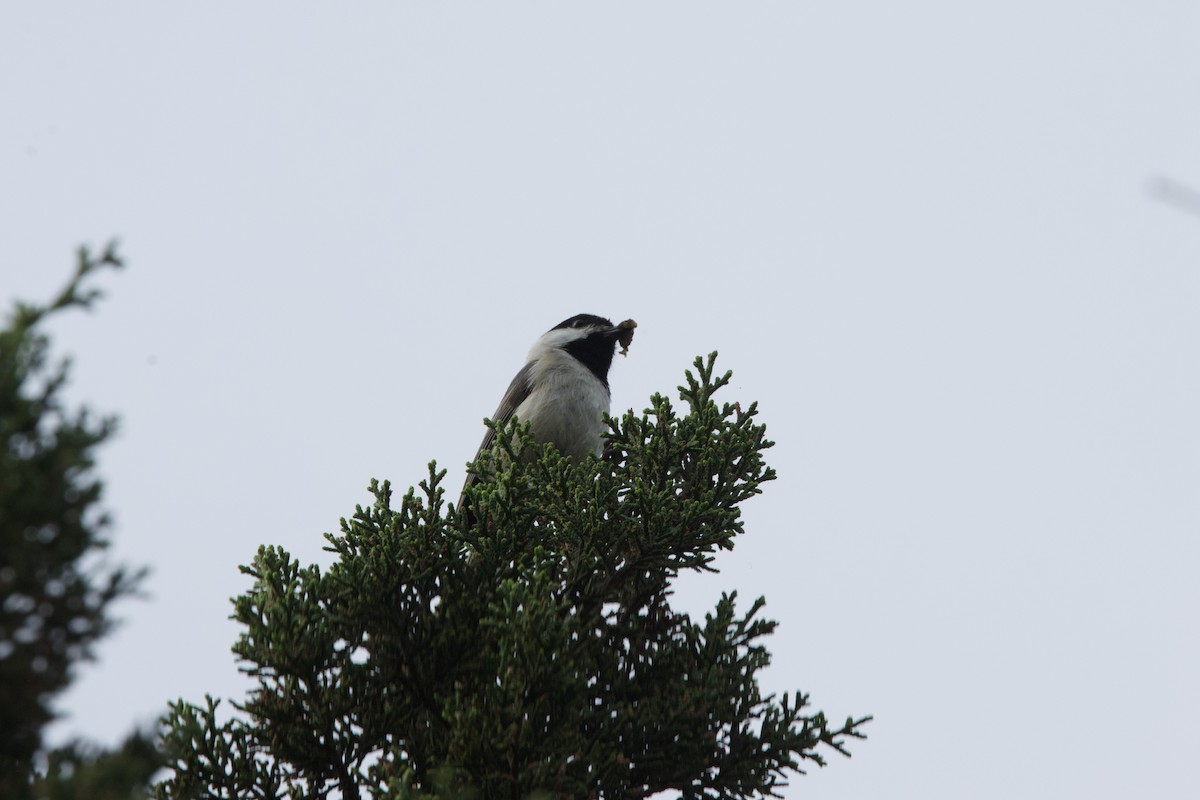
[3,4,1199,798]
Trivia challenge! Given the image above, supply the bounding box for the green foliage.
[0,243,148,799]
[157,355,869,799]
[35,729,162,800]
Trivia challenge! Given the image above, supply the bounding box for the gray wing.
[472,361,534,463]
[461,362,534,507]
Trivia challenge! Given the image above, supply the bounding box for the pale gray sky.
[3,3,1198,798]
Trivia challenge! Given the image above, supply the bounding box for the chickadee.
[459,313,636,519]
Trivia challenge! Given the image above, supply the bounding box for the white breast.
[513,347,611,462]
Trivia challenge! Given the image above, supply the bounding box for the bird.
[458,313,636,523]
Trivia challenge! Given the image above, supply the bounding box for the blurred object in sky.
[1148,174,1200,219]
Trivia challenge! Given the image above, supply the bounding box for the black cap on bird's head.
[549,313,616,333]
[546,314,617,385]
[543,314,636,386]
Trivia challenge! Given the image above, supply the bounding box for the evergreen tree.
[156,355,869,799]
[0,244,149,798]
[35,728,161,800]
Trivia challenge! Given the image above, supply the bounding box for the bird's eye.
[573,319,586,328]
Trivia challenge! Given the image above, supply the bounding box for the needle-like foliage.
[157,355,869,800]
[0,244,148,798]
